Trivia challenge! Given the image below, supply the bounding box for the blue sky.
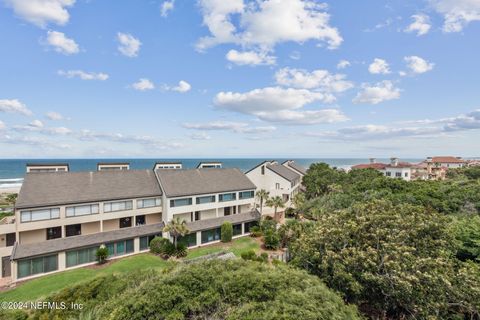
[0,0,479,158]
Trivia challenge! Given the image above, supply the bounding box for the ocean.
[0,158,423,189]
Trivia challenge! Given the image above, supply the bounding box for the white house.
[427,156,466,169]
[352,158,413,181]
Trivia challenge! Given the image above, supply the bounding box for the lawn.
[186,236,260,259]
[0,236,261,302]
[0,253,172,302]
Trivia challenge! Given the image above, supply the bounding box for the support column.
[241,223,245,235]
[58,252,66,272]
[196,231,201,246]
[134,237,140,253]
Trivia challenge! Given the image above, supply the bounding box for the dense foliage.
[221,221,233,242]
[95,246,109,264]
[11,260,360,320]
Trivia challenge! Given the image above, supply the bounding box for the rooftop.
[282,160,307,175]
[156,168,256,198]
[428,156,465,163]
[16,169,162,209]
[267,164,301,182]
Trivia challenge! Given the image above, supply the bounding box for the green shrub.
[221,221,233,243]
[95,246,109,264]
[149,236,169,254]
[259,252,269,262]
[163,241,176,257]
[249,226,262,237]
[175,243,187,258]
[260,219,276,233]
[240,250,257,261]
[264,229,280,250]
[285,207,296,218]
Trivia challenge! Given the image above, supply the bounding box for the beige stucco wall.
[82,221,100,235]
[19,228,45,244]
[102,219,119,232]
[145,213,162,224]
[173,212,191,222]
[200,209,216,220]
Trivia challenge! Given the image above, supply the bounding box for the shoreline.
[0,186,21,194]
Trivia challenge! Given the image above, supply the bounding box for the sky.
[0,0,479,159]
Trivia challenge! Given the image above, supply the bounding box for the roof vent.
[197,162,222,169]
[97,163,130,171]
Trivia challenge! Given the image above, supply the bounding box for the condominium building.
[246,160,305,209]
[0,162,259,283]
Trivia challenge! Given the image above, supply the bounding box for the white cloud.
[430,0,480,32]
[0,121,5,130]
[226,50,275,66]
[45,31,79,55]
[404,14,431,36]
[189,132,211,140]
[337,59,351,69]
[197,0,342,53]
[160,0,175,17]
[289,51,301,60]
[29,119,44,128]
[404,56,434,74]
[182,121,276,134]
[162,80,192,93]
[131,78,155,91]
[12,121,72,135]
[172,80,191,93]
[214,86,348,125]
[58,70,109,81]
[368,58,391,74]
[46,111,64,120]
[117,32,141,57]
[274,67,354,93]
[4,0,75,27]
[0,99,33,116]
[353,81,401,105]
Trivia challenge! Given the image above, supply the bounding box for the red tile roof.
[351,163,387,170]
[429,156,465,163]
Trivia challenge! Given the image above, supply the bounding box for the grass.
[186,236,260,259]
[0,253,172,302]
[0,236,261,302]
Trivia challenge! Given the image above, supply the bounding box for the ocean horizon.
[0,158,424,189]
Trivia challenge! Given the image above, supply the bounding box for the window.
[201,228,221,244]
[386,172,392,177]
[244,221,259,233]
[239,191,254,199]
[196,195,216,204]
[66,224,81,237]
[17,254,58,279]
[137,197,161,209]
[135,215,146,226]
[178,233,197,247]
[66,247,98,268]
[119,217,132,228]
[46,227,61,240]
[275,183,280,190]
[233,224,242,236]
[139,235,160,251]
[6,233,16,247]
[104,201,132,213]
[66,204,98,217]
[404,172,409,177]
[170,198,192,207]
[219,193,236,202]
[106,239,134,257]
[192,211,200,221]
[395,172,402,177]
[20,208,60,223]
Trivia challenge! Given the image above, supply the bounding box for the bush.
[221,221,233,243]
[150,236,176,257]
[240,249,257,261]
[259,252,269,262]
[263,229,280,250]
[96,246,109,264]
[175,243,187,258]
[260,219,276,233]
[249,226,262,237]
[285,207,296,218]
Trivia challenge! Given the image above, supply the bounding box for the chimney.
[390,157,399,166]
[369,158,376,164]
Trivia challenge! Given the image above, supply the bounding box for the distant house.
[246,160,306,209]
[427,156,466,169]
[351,158,413,181]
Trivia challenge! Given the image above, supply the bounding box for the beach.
[0,186,20,194]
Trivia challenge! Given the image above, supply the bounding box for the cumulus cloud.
[182,121,276,134]
[189,132,211,140]
[368,58,391,74]
[12,121,72,135]
[226,50,276,66]
[46,111,64,120]
[214,87,348,125]
[58,70,109,80]
[131,78,155,91]
[0,99,33,116]
[430,0,480,32]
[160,0,175,17]
[4,0,75,27]
[45,31,79,55]
[197,0,342,64]
[404,14,431,36]
[163,80,192,93]
[404,56,434,74]
[117,32,141,57]
[353,81,401,105]
[29,119,44,128]
[274,67,354,93]
[337,59,351,69]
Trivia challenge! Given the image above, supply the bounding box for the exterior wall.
[199,209,216,220]
[26,165,68,173]
[102,219,119,232]
[173,212,191,222]
[82,221,100,235]
[384,167,412,181]
[19,228,45,244]
[145,213,162,224]
[437,162,464,169]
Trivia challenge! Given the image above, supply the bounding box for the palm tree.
[266,196,285,221]
[5,193,17,206]
[256,189,270,214]
[163,217,189,248]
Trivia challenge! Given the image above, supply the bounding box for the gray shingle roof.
[267,164,300,182]
[156,168,256,198]
[283,161,307,175]
[16,170,162,209]
[187,210,260,232]
[12,222,165,260]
